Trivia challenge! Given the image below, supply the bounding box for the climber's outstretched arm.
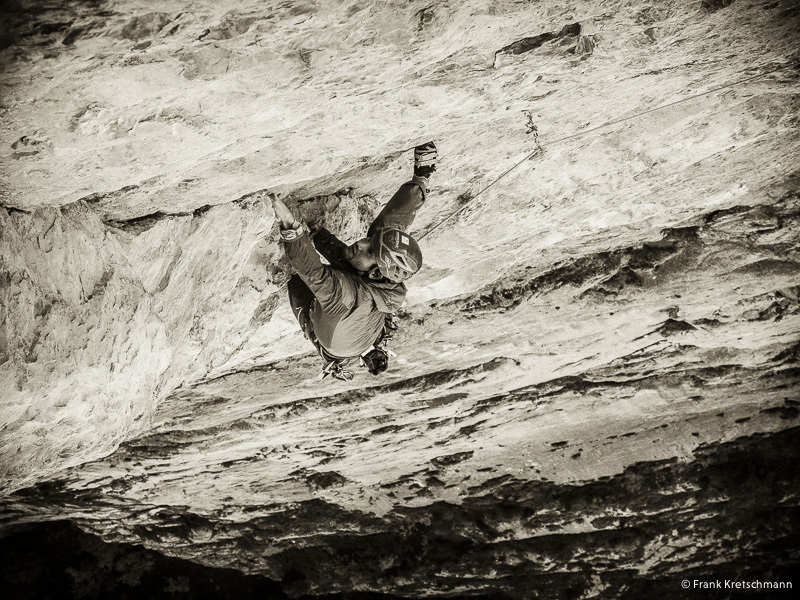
[367,174,429,238]
[272,195,356,317]
[284,234,356,318]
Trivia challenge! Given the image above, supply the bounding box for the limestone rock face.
[1,0,799,597]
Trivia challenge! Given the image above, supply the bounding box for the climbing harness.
[317,313,399,381]
[358,314,398,375]
[417,61,795,241]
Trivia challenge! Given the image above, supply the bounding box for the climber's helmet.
[370,228,422,282]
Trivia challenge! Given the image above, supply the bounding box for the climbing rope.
[417,60,796,241]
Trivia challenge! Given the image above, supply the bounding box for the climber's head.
[344,237,379,274]
[370,228,422,282]
[345,228,422,282]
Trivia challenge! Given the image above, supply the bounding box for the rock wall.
[1,0,799,597]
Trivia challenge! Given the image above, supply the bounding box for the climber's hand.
[269,193,299,230]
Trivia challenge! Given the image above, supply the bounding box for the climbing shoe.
[414,141,437,178]
[320,359,354,382]
[361,347,389,376]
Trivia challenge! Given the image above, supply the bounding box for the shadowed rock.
[495,22,581,62]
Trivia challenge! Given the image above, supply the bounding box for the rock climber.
[271,142,437,381]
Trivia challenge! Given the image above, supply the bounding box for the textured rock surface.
[1,0,799,597]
